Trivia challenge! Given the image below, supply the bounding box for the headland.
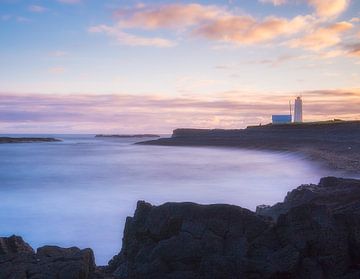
[138,120,360,173]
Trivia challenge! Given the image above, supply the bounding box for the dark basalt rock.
[2,177,360,278]
[0,236,98,279]
[107,177,360,278]
[256,176,360,220]
[0,137,61,144]
[107,202,270,279]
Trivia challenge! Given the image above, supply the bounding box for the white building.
[294,96,303,123]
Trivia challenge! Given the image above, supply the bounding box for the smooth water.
[0,135,340,264]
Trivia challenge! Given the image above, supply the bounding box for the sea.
[0,134,346,265]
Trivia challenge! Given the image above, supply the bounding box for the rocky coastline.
[137,121,360,173]
[2,176,360,278]
[0,137,61,144]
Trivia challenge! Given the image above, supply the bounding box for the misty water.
[0,135,343,265]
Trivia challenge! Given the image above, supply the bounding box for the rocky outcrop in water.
[0,137,61,144]
[2,177,360,278]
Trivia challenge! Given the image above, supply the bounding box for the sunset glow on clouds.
[0,0,359,133]
[1,89,359,133]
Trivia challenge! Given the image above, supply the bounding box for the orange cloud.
[307,0,349,18]
[90,3,314,47]
[288,21,353,50]
[345,43,360,57]
[115,3,226,30]
[193,15,312,45]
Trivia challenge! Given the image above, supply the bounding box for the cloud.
[88,25,176,47]
[307,0,349,18]
[344,43,360,57]
[193,15,312,45]
[48,67,66,74]
[0,90,359,133]
[259,0,287,6]
[16,16,31,23]
[288,21,353,51]
[350,17,360,23]
[57,0,81,4]
[114,3,226,30]
[1,15,12,21]
[90,3,315,47]
[49,50,68,57]
[28,5,47,13]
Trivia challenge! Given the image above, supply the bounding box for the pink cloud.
[0,90,359,133]
[193,15,312,45]
[259,0,287,6]
[90,3,315,47]
[89,25,175,48]
[114,3,225,30]
[288,21,353,51]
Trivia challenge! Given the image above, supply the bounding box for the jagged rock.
[107,201,271,279]
[2,177,360,278]
[108,177,360,278]
[0,236,97,279]
[0,235,34,255]
[256,177,360,220]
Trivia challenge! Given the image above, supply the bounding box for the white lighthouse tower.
[294,96,303,123]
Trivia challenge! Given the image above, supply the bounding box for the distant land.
[0,137,61,144]
[138,120,360,173]
[95,134,160,138]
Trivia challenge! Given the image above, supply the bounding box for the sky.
[0,0,359,133]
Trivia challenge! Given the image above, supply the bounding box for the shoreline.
[137,121,360,174]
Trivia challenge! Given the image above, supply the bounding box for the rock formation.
[0,236,98,279]
[0,137,61,144]
[108,177,360,278]
[2,177,360,278]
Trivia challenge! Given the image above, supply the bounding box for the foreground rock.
[0,137,61,144]
[0,235,99,279]
[108,177,360,278]
[2,177,360,278]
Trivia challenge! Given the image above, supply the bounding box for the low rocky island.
[0,137,61,144]
[2,176,360,278]
[95,134,160,138]
[137,120,360,173]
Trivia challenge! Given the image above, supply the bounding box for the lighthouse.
[294,96,303,123]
